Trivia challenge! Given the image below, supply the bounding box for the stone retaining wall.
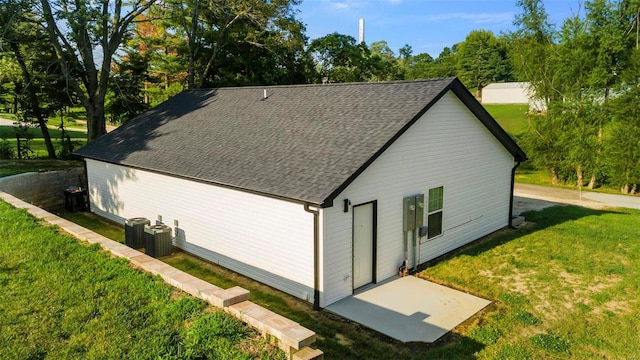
[0,168,86,210]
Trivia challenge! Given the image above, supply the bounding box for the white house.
[76,78,527,308]
[481,82,546,112]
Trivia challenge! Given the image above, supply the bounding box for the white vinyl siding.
[321,91,513,306]
[85,159,315,300]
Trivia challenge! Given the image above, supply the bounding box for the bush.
[0,138,14,159]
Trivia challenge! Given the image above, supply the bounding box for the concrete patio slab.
[326,276,491,343]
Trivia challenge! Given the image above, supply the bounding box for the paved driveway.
[0,117,17,127]
[515,183,640,211]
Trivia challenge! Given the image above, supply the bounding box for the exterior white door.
[353,202,375,290]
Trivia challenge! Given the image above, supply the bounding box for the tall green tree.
[0,0,59,158]
[160,0,306,88]
[307,33,367,82]
[514,0,639,189]
[105,50,151,124]
[39,0,157,142]
[605,47,640,194]
[455,30,513,96]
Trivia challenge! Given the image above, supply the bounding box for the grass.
[60,211,126,243]
[484,104,530,137]
[0,125,87,159]
[419,205,640,359]
[0,112,17,120]
[0,200,285,359]
[60,200,640,358]
[0,159,83,177]
[0,125,86,139]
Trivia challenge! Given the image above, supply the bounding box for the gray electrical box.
[403,196,416,231]
[403,194,425,232]
[415,194,425,228]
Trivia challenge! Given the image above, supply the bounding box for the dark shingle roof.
[76,78,526,206]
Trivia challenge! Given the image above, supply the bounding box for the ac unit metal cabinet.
[125,217,150,249]
[144,224,173,258]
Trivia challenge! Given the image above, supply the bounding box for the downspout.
[509,161,522,229]
[303,204,321,310]
[82,159,90,211]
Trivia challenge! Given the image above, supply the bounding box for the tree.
[605,47,640,194]
[159,0,306,89]
[39,0,157,142]
[105,50,151,124]
[308,33,364,82]
[404,53,434,80]
[0,0,58,158]
[433,46,458,78]
[455,30,513,96]
[0,52,21,115]
[513,0,639,188]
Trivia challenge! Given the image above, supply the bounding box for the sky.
[296,0,583,57]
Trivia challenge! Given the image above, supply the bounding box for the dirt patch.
[478,268,536,295]
[335,333,353,346]
[593,301,634,315]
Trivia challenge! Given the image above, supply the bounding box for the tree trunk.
[9,41,57,159]
[85,99,107,142]
[551,168,559,185]
[621,184,629,194]
[12,81,21,115]
[587,174,596,189]
[576,165,583,187]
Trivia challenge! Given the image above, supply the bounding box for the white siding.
[85,159,315,300]
[321,91,514,306]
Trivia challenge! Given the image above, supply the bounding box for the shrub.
[0,138,14,159]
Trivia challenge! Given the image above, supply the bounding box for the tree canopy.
[0,0,638,192]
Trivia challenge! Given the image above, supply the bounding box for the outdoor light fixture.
[343,199,351,213]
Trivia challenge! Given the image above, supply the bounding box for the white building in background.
[481,82,546,112]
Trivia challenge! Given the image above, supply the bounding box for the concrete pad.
[326,276,491,343]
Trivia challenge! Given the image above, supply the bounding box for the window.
[427,186,444,238]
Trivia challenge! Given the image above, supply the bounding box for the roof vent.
[262,89,268,100]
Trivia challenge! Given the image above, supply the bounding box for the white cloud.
[320,0,368,11]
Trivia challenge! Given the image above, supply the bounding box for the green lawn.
[0,200,284,359]
[46,201,640,358]
[420,205,640,359]
[0,125,86,139]
[1,125,87,159]
[484,104,529,137]
[0,159,83,177]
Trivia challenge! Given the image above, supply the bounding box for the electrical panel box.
[403,196,416,231]
[415,194,425,228]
